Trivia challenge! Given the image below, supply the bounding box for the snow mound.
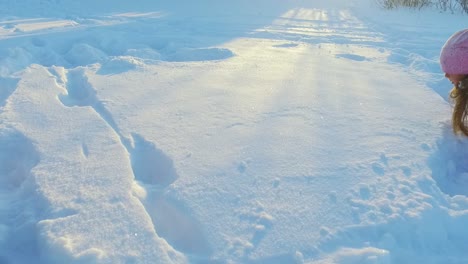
[65,43,107,67]
[97,56,144,75]
[0,48,34,76]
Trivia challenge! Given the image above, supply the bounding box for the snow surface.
[0,0,468,263]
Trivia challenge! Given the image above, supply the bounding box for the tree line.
[377,0,468,13]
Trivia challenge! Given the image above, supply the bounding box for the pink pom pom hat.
[440,29,468,75]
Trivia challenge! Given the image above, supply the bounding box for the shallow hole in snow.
[429,124,468,197]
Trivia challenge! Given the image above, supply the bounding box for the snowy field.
[0,0,468,263]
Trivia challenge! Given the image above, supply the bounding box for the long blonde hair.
[450,78,468,136]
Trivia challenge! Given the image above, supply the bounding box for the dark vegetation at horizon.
[377,0,468,13]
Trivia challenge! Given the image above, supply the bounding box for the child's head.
[440,29,468,76]
[441,29,468,136]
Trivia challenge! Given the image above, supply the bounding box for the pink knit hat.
[440,29,468,74]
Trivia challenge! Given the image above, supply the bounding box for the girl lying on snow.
[440,29,468,136]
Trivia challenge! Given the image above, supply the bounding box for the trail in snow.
[52,66,210,258]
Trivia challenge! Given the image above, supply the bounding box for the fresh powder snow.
[0,0,467,263]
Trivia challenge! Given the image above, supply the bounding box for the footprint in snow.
[129,136,210,255]
[143,191,211,255]
[130,133,178,187]
[58,67,97,107]
[372,162,385,176]
[129,134,211,255]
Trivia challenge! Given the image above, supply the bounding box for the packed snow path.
[0,1,467,264]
